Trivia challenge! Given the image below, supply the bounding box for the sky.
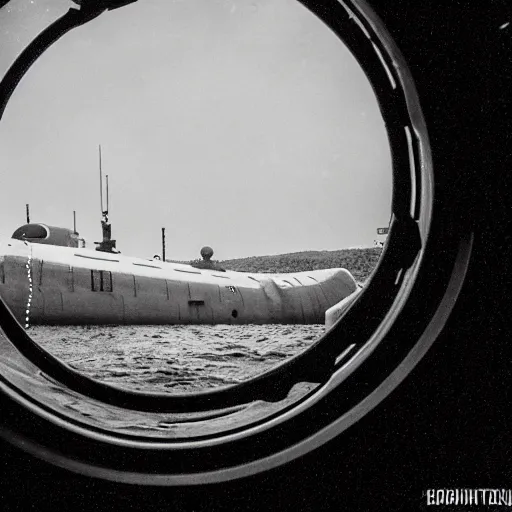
[0,0,392,261]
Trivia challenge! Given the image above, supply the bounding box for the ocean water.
[29,324,325,393]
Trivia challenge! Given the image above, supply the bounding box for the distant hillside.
[177,248,383,284]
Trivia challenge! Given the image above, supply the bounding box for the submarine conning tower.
[11,223,81,248]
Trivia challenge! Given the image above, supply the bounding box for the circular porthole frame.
[0,0,472,485]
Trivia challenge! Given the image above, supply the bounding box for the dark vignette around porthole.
[0,0,472,485]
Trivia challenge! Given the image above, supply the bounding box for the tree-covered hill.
[218,248,384,284]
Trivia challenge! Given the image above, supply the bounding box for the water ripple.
[29,324,325,393]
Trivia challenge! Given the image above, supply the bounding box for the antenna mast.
[26,204,30,224]
[99,145,104,216]
[106,174,109,214]
[95,145,117,253]
[162,227,166,262]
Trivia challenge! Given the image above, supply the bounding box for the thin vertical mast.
[99,144,103,214]
[162,227,166,261]
[73,210,77,233]
[26,204,30,224]
[106,174,109,214]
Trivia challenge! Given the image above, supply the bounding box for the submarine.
[0,148,357,326]
[0,221,357,326]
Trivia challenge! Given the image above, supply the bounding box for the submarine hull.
[0,240,357,326]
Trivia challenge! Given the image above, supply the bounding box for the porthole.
[0,0,473,486]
